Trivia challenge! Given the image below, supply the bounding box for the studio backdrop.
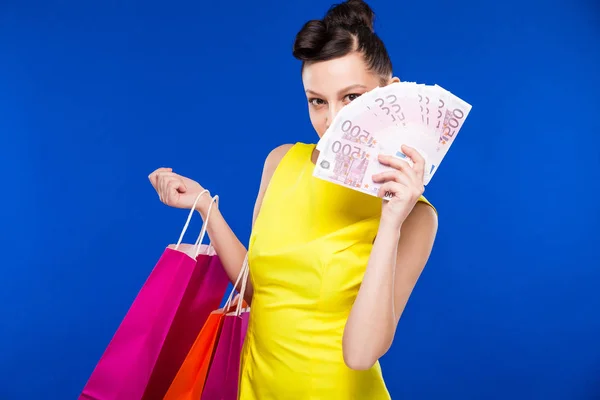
[0,0,599,399]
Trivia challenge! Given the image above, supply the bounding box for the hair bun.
[323,0,375,32]
[292,20,330,60]
[292,0,392,81]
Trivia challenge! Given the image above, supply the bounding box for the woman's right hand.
[148,167,208,211]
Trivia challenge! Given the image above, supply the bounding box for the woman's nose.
[326,104,343,130]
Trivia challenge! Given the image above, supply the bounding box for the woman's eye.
[346,93,361,102]
[309,98,326,106]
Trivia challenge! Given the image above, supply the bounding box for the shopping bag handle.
[193,195,219,257]
[174,189,209,250]
[235,255,250,316]
[174,190,218,258]
[222,253,250,316]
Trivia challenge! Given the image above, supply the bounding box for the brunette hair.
[292,0,393,82]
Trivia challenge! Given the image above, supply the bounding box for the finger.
[158,173,175,203]
[400,145,426,181]
[149,167,172,187]
[149,168,172,190]
[166,177,186,193]
[377,154,418,182]
[165,179,186,206]
[165,186,180,206]
[160,175,180,204]
[377,181,409,200]
[149,171,158,188]
[372,170,412,187]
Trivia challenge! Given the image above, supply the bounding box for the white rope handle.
[235,258,250,316]
[174,189,210,250]
[222,253,249,313]
[193,195,219,257]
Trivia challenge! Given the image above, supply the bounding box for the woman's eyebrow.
[305,84,368,97]
[338,84,368,94]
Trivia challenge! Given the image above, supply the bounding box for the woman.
[149,0,438,398]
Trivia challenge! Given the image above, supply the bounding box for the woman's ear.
[383,76,400,86]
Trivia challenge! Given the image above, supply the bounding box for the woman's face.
[301,52,397,138]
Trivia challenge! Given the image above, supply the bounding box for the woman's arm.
[342,146,438,370]
[343,203,437,370]
[195,201,250,299]
[196,144,293,303]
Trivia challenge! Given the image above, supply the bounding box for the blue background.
[1,0,599,398]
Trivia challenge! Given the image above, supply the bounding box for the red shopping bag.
[201,258,251,400]
[80,193,229,400]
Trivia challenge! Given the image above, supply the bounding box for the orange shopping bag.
[163,309,226,400]
[164,255,249,400]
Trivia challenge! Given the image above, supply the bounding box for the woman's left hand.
[372,145,426,229]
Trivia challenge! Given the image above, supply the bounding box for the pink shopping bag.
[201,257,251,400]
[80,193,229,400]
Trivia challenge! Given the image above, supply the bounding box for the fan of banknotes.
[313,81,472,198]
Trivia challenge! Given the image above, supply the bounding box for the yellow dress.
[239,142,433,399]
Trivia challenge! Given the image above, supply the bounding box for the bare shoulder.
[260,143,295,191]
[402,201,439,238]
[264,143,295,173]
